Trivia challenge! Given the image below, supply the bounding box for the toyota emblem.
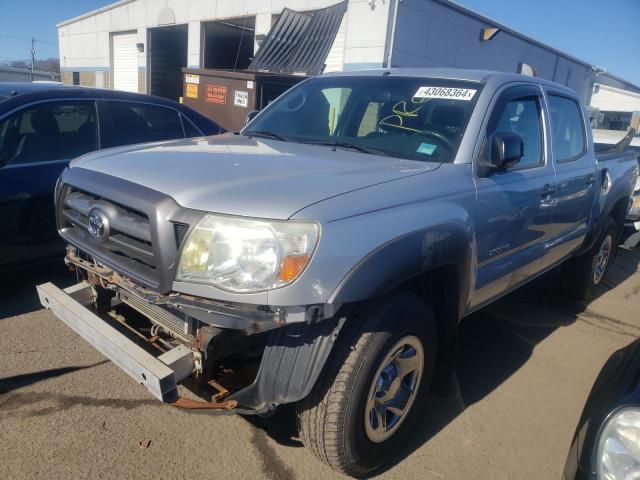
[88,209,110,241]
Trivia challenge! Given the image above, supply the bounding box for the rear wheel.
[297,292,437,478]
[563,216,618,301]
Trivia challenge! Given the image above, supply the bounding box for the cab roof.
[321,67,579,96]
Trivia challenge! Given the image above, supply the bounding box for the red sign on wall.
[205,85,227,104]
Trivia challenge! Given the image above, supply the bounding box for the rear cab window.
[547,94,586,162]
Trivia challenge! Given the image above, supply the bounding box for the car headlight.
[597,407,640,480]
[176,214,319,293]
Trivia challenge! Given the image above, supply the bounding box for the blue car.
[0,83,222,271]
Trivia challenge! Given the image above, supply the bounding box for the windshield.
[243,76,482,163]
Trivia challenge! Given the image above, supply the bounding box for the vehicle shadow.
[249,243,640,474]
[0,260,75,320]
[385,244,640,474]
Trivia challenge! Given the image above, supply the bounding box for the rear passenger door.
[98,101,186,148]
[0,100,98,268]
[472,84,557,307]
[544,90,596,259]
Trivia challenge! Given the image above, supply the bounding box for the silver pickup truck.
[39,68,638,477]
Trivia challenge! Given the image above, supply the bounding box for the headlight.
[597,407,640,480]
[176,214,319,293]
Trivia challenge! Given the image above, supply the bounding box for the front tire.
[297,292,437,478]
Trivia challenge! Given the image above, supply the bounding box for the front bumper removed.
[37,281,233,409]
[38,248,344,413]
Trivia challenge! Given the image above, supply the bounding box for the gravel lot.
[1,243,639,480]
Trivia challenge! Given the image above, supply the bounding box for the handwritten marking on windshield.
[380,97,429,133]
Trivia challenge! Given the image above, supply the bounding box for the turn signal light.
[280,255,310,282]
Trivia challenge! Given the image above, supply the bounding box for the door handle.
[540,183,556,196]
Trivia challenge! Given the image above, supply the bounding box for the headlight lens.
[176,214,319,293]
[597,407,640,480]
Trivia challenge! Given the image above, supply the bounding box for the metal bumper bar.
[37,282,195,402]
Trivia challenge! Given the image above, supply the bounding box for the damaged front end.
[38,246,343,414]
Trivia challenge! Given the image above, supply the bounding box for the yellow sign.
[186,83,198,99]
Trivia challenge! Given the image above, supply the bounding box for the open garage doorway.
[148,24,188,101]
[202,16,255,70]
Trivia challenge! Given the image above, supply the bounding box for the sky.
[0,0,638,84]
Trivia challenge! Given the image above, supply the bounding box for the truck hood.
[70,135,437,219]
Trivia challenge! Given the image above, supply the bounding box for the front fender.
[328,217,475,319]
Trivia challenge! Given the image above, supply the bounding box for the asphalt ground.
[1,241,639,480]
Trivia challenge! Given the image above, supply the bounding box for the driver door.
[472,84,557,308]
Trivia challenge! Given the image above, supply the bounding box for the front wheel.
[297,292,437,478]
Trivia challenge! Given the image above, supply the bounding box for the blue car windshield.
[243,75,482,163]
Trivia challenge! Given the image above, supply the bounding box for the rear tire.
[296,292,437,478]
[563,216,618,301]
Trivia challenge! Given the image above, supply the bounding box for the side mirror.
[245,110,259,126]
[490,132,523,169]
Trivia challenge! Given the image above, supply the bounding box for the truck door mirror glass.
[490,132,523,169]
[245,110,259,126]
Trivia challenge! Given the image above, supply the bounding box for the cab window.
[548,94,586,162]
[491,97,543,168]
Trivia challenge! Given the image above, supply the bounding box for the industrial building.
[0,65,60,83]
[57,0,640,130]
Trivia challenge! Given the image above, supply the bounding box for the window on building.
[72,72,80,86]
[0,101,97,166]
[104,102,184,147]
[548,95,586,161]
[492,97,543,168]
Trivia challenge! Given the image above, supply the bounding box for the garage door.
[112,32,139,93]
[324,15,346,73]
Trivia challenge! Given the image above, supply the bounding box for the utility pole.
[29,37,36,80]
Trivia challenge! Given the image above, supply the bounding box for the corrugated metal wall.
[390,0,597,101]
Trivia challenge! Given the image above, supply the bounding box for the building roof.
[56,0,136,28]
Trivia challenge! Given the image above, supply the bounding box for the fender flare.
[328,222,474,316]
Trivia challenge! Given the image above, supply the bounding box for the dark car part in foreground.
[0,82,223,271]
[564,338,640,479]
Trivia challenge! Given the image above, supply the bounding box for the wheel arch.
[327,223,473,396]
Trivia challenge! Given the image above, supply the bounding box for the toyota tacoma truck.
[38,69,638,477]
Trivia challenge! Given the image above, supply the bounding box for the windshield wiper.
[245,130,288,141]
[301,140,388,156]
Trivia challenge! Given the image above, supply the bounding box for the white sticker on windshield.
[414,86,477,101]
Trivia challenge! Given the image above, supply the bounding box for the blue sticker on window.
[417,143,437,155]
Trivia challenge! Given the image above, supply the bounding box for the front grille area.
[56,169,202,293]
[61,188,156,272]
